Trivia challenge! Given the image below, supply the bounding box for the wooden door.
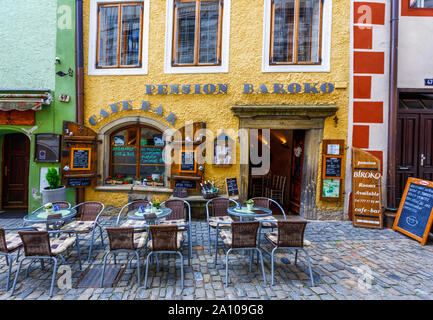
[289,130,305,214]
[2,133,30,209]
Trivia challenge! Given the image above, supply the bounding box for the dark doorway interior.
[396,93,433,204]
[1,133,30,210]
[248,129,305,215]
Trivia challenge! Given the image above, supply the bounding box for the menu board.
[70,148,91,170]
[112,146,137,164]
[67,177,92,187]
[352,148,383,229]
[180,151,196,173]
[226,177,239,198]
[174,179,197,189]
[324,157,342,178]
[141,147,164,164]
[393,178,433,245]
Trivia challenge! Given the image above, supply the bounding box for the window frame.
[171,0,224,67]
[96,2,144,69]
[88,0,150,76]
[402,0,433,16]
[269,0,323,66]
[110,124,165,182]
[262,0,332,73]
[164,0,231,74]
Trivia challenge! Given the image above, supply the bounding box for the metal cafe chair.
[0,227,37,291]
[144,225,185,289]
[205,198,239,256]
[159,199,192,265]
[115,200,149,232]
[11,229,82,298]
[250,197,287,229]
[100,227,148,287]
[214,221,266,286]
[259,220,314,286]
[61,201,105,263]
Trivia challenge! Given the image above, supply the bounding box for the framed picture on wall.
[34,134,61,163]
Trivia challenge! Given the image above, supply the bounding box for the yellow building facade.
[81,0,350,220]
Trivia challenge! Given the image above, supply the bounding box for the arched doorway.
[1,133,30,210]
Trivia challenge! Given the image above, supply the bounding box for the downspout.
[75,0,85,204]
[386,0,399,211]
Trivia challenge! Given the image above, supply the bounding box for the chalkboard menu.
[71,148,91,170]
[67,177,92,187]
[112,146,137,164]
[180,151,196,173]
[226,177,239,198]
[174,179,197,189]
[141,147,163,164]
[324,157,342,178]
[393,177,433,245]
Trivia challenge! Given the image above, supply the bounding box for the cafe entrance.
[248,129,305,215]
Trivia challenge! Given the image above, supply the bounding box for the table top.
[127,207,172,221]
[227,206,272,219]
[24,208,77,223]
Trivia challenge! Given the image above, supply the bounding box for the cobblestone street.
[0,217,432,300]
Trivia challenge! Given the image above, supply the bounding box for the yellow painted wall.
[82,0,350,213]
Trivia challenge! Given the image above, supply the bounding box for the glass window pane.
[411,0,433,8]
[297,0,321,63]
[99,6,119,67]
[199,1,220,64]
[121,5,141,66]
[175,2,196,64]
[272,0,295,63]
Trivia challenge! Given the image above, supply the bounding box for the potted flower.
[123,177,133,185]
[154,175,164,187]
[148,176,154,186]
[41,168,66,204]
[105,175,114,185]
[44,202,54,214]
[152,201,160,213]
[245,200,254,211]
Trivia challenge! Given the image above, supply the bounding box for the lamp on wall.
[56,68,74,77]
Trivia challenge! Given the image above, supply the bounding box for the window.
[410,0,433,8]
[110,125,165,182]
[270,0,323,65]
[97,2,143,68]
[172,0,223,66]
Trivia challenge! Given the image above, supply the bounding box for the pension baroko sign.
[144,83,335,95]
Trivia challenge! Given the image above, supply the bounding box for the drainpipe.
[75,0,85,204]
[386,0,399,211]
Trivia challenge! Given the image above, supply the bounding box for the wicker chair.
[10,229,82,297]
[144,225,185,289]
[214,221,266,286]
[100,227,148,287]
[205,198,238,256]
[115,200,149,232]
[0,227,37,291]
[259,220,314,286]
[61,201,105,263]
[266,175,287,205]
[159,199,192,265]
[27,201,71,231]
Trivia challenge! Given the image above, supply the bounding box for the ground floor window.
[110,125,165,183]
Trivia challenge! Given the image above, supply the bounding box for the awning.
[0,93,53,111]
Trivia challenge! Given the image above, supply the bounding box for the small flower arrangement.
[245,200,254,211]
[44,202,54,214]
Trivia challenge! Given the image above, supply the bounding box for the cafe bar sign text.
[144,83,335,95]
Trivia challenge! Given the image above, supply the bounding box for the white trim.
[88,0,149,76]
[164,0,231,74]
[262,0,332,73]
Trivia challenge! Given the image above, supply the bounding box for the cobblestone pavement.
[0,217,432,300]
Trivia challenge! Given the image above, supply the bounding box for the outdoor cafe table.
[23,208,77,229]
[227,206,273,221]
[126,207,172,226]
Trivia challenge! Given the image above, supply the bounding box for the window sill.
[95,185,173,194]
[88,67,148,76]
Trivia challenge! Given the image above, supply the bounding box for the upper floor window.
[97,2,143,68]
[172,0,223,66]
[270,0,323,65]
[410,0,433,7]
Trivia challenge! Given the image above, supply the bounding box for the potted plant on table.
[152,201,160,213]
[245,200,254,211]
[41,168,66,204]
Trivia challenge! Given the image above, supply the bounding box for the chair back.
[52,201,71,209]
[162,199,186,221]
[73,201,104,221]
[116,200,149,225]
[19,231,52,256]
[106,227,135,251]
[149,225,179,251]
[277,220,307,247]
[0,228,7,253]
[231,221,259,249]
[208,198,232,217]
[250,197,269,209]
